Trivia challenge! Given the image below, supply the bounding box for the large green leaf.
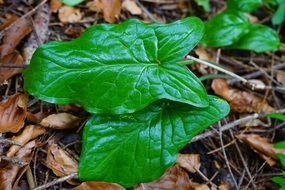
[23,17,208,115]
[201,11,250,47]
[78,96,230,187]
[227,0,263,12]
[232,24,281,52]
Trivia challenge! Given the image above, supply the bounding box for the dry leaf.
[0,0,3,4]
[23,4,50,65]
[134,165,191,190]
[0,17,32,58]
[0,140,37,190]
[46,141,78,177]
[0,93,28,133]
[212,79,274,113]
[218,181,231,190]
[190,183,210,190]
[122,0,142,15]
[40,113,79,129]
[7,125,46,157]
[0,52,24,84]
[277,71,285,85]
[237,134,285,166]
[26,111,49,124]
[58,6,82,23]
[50,0,62,13]
[194,47,216,75]
[95,0,122,23]
[73,182,125,190]
[176,153,200,173]
[0,14,18,31]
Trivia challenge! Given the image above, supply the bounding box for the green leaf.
[61,0,84,6]
[272,3,285,24]
[272,176,285,187]
[201,11,250,47]
[194,0,211,12]
[277,154,285,168]
[267,113,285,121]
[232,24,280,52]
[23,17,208,115]
[275,141,285,149]
[78,96,230,187]
[227,0,263,12]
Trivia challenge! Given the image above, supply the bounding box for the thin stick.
[0,63,28,68]
[33,173,78,190]
[0,138,23,146]
[0,156,27,166]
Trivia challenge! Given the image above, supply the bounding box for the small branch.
[0,156,27,166]
[33,173,78,190]
[0,64,28,68]
[0,138,23,146]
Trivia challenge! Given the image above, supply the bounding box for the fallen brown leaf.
[193,47,217,75]
[237,134,285,166]
[0,93,28,133]
[95,0,122,23]
[0,17,32,58]
[190,183,210,190]
[26,111,49,124]
[0,14,18,31]
[50,0,62,13]
[122,0,142,15]
[134,165,191,190]
[211,79,274,113]
[73,182,125,190]
[176,153,200,173]
[40,113,79,129]
[277,71,285,85]
[46,141,78,178]
[7,125,46,157]
[0,52,24,84]
[0,140,37,190]
[58,6,82,23]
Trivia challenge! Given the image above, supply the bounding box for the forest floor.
[0,0,285,190]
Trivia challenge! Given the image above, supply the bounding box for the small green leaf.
[194,0,211,12]
[272,3,285,25]
[227,0,263,12]
[201,11,250,47]
[267,113,285,121]
[23,17,208,115]
[277,154,285,168]
[62,0,84,6]
[232,24,280,52]
[78,96,230,187]
[275,141,285,149]
[272,176,285,186]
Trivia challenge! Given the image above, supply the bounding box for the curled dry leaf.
[212,79,274,113]
[237,134,285,166]
[7,125,46,157]
[73,182,125,190]
[94,0,122,23]
[0,93,28,133]
[50,0,62,13]
[58,6,82,23]
[134,165,191,190]
[176,153,200,173]
[189,183,210,190]
[40,113,79,129]
[0,17,32,58]
[46,141,78,178]
[0,140,37,190]
[26,111,49,124]
[122,0,142,15]
[0,52,24,84]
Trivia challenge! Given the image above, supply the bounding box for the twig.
[135,0,162,23]
[218,122,239,189]
[0,63,28,68]
[0,138,23,146]
[33,173,78,190]
[192,108,285,142]
[0,156,27,166]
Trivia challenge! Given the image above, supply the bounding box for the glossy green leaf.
[275,141,285,149]
[232,24,280,52]
[201,11,250,47]
[62,0,84,6]
[194,0,211,12]
[272,176,285,187]
[227,0,263,12]
[272,3,285,25]
[78,96,230,187]
[23,17,208,115]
